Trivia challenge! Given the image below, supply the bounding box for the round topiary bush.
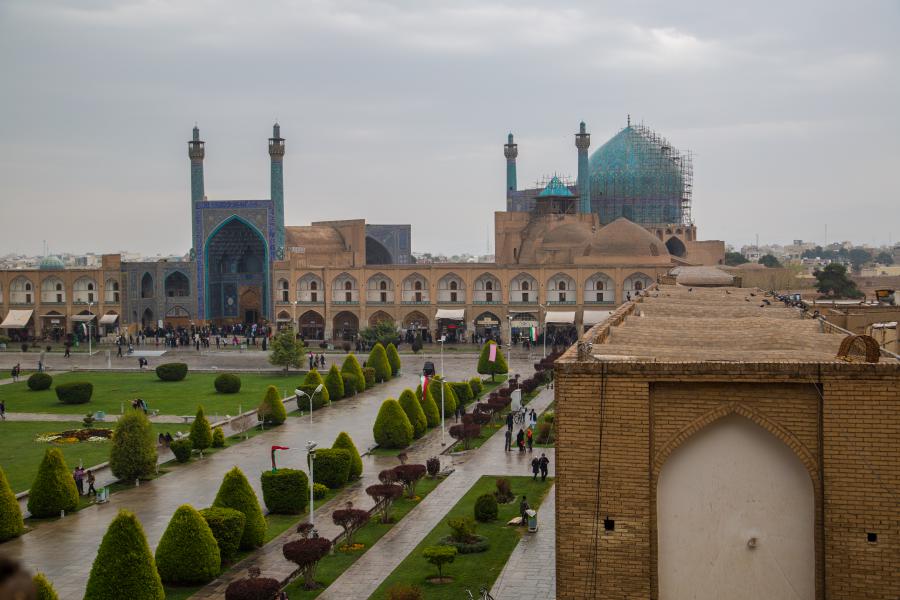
[212,427,226,448]
[154,504,221,584]
[312,448,351,489]
[313,483,328,500]
[261,468,309,514]
[212,467,266,550]
[0,466,25,542]
[155,362,188,382]
[332,432,363,480]
[27,372,52,391]
[473,493,498,522]
[27,447,79,518]
[84,510,165,600]
[373,398,414,449]
[225,576,280,600]
[54,381,93,404]
[214,373,241,394]
[295,383,330,410]
[199,507,246,564]
[170,439,192,463]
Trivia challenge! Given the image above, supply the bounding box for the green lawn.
[369,475,553,599]
[0,371,306,417]
[283,476,442,598]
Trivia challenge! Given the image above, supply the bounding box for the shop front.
[474,311,501,342]
[435,308,466,343]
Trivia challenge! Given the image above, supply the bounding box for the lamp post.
[295,383,324,425]
[306,441,318,530]
[87,301,94,358]
[439,335,445,446]
[539,303,547,358]
[506,314,513,378]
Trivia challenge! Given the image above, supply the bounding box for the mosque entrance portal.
[205,217,269,325]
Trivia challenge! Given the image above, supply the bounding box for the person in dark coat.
[531,457,540,480]
[516,428,525,452]
[519,495,530,524]
[506,411,514,432]
[539,453,550,481]
[504,428,512,452]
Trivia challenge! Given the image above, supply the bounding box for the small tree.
[368,342,392,382]
[365,484,403,523]
[27,447,79,518]
[84,510,165,600]
[449,423,481,450]
[332,506,370,546]
[33,572,59,600]
[724,251,748,266]
[373,398,414,449]
[422,545,457,580]
[758,254,782,268]
[359,319,400,347]
[323,364,345,401]
[212,467,266,550]
[282,537,332,590]
[875,251,894,265]
[813,263,863,298]
[477,342,508,381]
[110,409,157,482]
[393,464,427,498]
[268,327,305,374]
[340,353,367,394]
[398,389,427,438]
[849,247,873,272]
[332,431,363,480]
[386,342,401,376]
[190,405,213,456]
[257,385,287,427]
[0,466,25,542]
[155,504,221,584]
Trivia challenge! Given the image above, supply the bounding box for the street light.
[439,335,445,446]
[295,383,324,425]
[305,441,318,530]
[506,314,513,378]
[87,301,94,358]
[539,303,547,359]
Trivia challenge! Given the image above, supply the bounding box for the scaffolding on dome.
[590,121,693,226]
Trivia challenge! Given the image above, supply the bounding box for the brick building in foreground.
[554,284,899,600]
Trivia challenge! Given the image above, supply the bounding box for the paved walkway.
[5,412,189,424]
[317,388,556,600]
[491,485,556,599]
[3,354,487,600]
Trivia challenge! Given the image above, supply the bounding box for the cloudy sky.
[1,0,898,256]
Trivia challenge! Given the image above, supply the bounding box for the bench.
[179,415,196,423]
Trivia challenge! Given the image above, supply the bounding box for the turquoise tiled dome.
[39,255,65,270]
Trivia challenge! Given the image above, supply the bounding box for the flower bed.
[34,428,113,444]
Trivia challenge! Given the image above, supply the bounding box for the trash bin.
[526,509,538,532]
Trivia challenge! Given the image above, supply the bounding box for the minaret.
[575,121,591,214]
[268,122,286,259]
[504,133,518,211]
[188,125,205,258]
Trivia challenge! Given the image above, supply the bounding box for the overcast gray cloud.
[1,0,898,256]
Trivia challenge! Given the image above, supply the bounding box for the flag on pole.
[529,326,537,342]
[488,342,497,362]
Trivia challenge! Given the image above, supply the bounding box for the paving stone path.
[491,485,556,599]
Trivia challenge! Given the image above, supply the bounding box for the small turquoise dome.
[39,255,65,270]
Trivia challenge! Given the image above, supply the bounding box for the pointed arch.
[665,236,687,258]
[546,272,576,304]
[141,272,154,299]
[584,272,614,304]
[402,272,429,303]
[164,271,191,298]
[437,272,465,303]
[203,214,270,320]
[298,309,325,339]
[368,310,394,327]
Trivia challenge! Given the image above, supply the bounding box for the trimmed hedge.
[398,389,427,438]
[296,383,330,411]
[225,577,280,600]
[110,409,157,481]
[468,377,483,397]
[302,369,331,404]
[27,447,79,518]
[450,382,473,404]
[55,381,93,404]
[214,373,241,394]
[212,426,226,448]
[27,372,52,391]
[373,398,414,449]
[313,483,328,500]
[474,493,498,522]
[363,367,376,389]
[212,467,266,550]
[33,573,59,600]
[323,364,345,401]
[155,362,188,382]
[429,377,457,417]
[341,373,357,397]
[332,431,363,480]
[190,405,213,452]
[84,510,165,600]
[368,343,392,382]
[170,439,192,463]
[312,448,351,489]
[386,342,401,376]
[261,468,309,514]
[420,384,440,428]
[258,385,287,426]
[199,507,246,563]
[0,466,25,542]
[340,353,366,394]
[155,504,220,584]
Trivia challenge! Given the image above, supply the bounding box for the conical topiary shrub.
[258,385,287,426]
[190,405,213,455]
[323,364,345,401]
[420,383,441,428]
[477,341,508,381]
[332,431,363,480]
[340,353,366,394]
[199,507,245,563]
[212,467,266,549]
[84,510,165,600]
[155,504,221,584]
[386,343,401,376]
[302,369,331,403]
[398,389,427,438]
[429,377,457,418]
[27,447,79,518]
[368,343,391,383]
[372,398,414,449]
[33,572,60,600]
[110,409,157,482]
[0,466,25,542]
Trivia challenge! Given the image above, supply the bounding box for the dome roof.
[285,226,346,254]
[541,222,593,246]
[39,255,65,270]
[538,176,575,198]
[588,218,669,258]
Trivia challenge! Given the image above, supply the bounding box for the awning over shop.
[545,311,576,324]
[583,310,613,326]
[435,309,465,320]
[0,309,34,329]
[70,314,96,322]
[99,314,119,325]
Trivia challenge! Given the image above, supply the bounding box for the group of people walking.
[72,466,96,496]
[308,353,326,370]
[501,407,551,483]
